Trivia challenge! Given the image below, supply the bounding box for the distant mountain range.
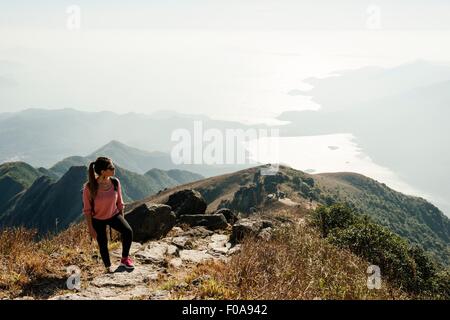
[0,109,257,177]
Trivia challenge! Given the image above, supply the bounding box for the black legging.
[92,214,133,267]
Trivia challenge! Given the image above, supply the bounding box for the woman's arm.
[82,186,97,238]
[85,214,97,239]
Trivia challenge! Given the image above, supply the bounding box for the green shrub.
[313,203,449,298]
[313,203,356,237]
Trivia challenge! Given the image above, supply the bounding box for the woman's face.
[101,161,116,178]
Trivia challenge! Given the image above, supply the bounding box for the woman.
[82,156,134,273]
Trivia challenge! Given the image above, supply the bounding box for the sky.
[1,0,450,122]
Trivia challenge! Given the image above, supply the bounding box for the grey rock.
[168,257,183,268]
[125,203,176,242]
[230,219,263,244]
[112,242,143,258]
[227,244,242,256]
[172,236,193,249]
[208,234,231,254]
[182,226,214,238]
[167,244,179,256]
[166,189,207,216]
[149,290,170,300]
[135,242,168,265]
[179,249,214,264]
[214,208,238,224]
[178,214,228,230]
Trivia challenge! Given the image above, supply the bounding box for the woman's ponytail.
[88,161,98,200]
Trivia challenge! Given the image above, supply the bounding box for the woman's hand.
[89,226,97,239]
[85,213,96,239]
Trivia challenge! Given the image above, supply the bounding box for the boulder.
[169,257,183,268]
[178,214,228,230]
[214,208,238,224]
[208,234,231,254]
[230,219,264,244]
[179,250,214,264]
[172,236,193,249]
[182,226,214,238]
[166,189,207,216]
[125,203,176,242]
[135,242,168,265]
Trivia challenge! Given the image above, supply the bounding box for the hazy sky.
[1,1,450,212]
[1,0,450,123]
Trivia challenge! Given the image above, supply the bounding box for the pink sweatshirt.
[82,178,124,220]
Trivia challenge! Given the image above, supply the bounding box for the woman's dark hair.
[86,156,113,200]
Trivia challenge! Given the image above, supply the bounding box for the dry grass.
[0,223,114,299]
[184,216,410,300]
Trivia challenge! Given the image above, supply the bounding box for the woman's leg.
[92,218,111,267]
[109,214,133,258]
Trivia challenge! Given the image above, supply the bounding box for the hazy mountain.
[49,156,88,177]
[88,140,171,174]
[50,139,254,177]
[115,166,202,202]
[0,109,261,177]
[299,60,450,112]
[278,60,450,215]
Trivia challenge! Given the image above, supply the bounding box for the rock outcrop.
[166,189,207,216]
[230,218,275,244]
[213,208,238,225]
[178,214,228,230]
[125,203,176,242]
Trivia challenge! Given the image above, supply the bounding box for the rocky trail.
[51,225,242,300]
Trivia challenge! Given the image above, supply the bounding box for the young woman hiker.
[82,156,134,273]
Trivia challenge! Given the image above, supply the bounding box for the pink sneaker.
[120,257,135,270]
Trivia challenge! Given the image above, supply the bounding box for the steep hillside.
[0,162,45,213]
[0,166,86,234]
[133,165,450,266]
[313,172,450,264]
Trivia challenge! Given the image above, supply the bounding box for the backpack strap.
[110,177,119,192]
[109,177,119,241]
